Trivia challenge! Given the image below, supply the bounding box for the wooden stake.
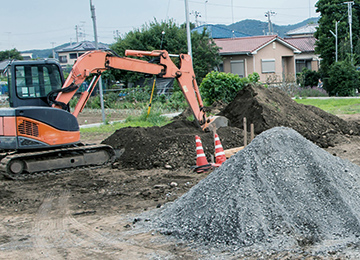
[243,117,247,147]
[250,123,254,142]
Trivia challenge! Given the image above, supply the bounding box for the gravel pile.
[155,127,360,253]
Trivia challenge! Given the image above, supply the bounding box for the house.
[192,24,249,39]
[286,23,318,38]
[284,36,319,73]
[0,60,10,76]
[56,41,109,68]
[284,23,320,73]
[214,35,301,83]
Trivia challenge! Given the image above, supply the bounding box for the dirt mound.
[102,120,247,170]
[155,127,360,254]
[219,84,360,148]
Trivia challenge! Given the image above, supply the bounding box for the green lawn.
[80,110,170,134]
[295,98,360,115]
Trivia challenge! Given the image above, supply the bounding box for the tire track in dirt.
[29,189,124,259]
[30,190,66,259]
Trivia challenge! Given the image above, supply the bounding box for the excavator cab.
[7,59,64,108]
[0,59,80,151]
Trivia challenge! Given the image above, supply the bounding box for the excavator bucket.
[203,115,229,132]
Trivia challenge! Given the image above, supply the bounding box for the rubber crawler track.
[0,144,116,180]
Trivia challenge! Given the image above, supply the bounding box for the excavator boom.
[53,50,211,128]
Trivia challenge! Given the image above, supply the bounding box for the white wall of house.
[58,51,86,68]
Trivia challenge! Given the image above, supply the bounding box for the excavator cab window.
[8,60,64,108]
[15,64,62,99]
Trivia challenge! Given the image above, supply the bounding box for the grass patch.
[295,98,360,114]
[80,109,170,134]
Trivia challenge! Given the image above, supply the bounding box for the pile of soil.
[102,120,247,170]
[220,84,360,148]
[102,84,360,170]
[155,127,360,255]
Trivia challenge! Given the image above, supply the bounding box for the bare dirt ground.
[1,110,360,259]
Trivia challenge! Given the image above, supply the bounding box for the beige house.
[284,24,320,73]
[214,35,301,83]
[285,36,319,73]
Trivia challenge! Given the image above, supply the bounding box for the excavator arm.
[53,49,226,130]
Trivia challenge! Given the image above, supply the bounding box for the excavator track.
[0,144,116,180]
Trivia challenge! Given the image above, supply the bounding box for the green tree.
[0,48,23,61]
[327,60,359,96]
[314,0,360,87]
[110,19,221,85]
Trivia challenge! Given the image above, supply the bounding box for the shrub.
[297,68,321,87]
[327,61,359,96]
[199,71,259,105]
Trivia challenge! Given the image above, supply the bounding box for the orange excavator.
[0,49,227,179]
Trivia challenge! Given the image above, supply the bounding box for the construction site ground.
[1,97,360,258]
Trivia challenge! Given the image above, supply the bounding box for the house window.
[261,59,275,73]
[296,59,312,73]
[230,60,245,77]
[59,55,67,63]
[69,53,77,59]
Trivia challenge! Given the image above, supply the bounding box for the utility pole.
[191,10,201,27]
[50,42,56,59]
[75,25,79,43]
[330,21,340,62]
[184,0,192,59]
[231,0,234,24]
[344,1,354,63]
[90,0,106,123]
[205,0,208,24]
[265,11,276,35]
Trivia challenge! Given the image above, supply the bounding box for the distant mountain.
[22,42,72,59]
[223,17,319,37]
[21,42,108,59]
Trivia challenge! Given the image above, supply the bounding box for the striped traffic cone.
[214,133,226,166]
[194,135,211,173]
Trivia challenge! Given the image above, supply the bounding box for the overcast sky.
[1,0,320,51]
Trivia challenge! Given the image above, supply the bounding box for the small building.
[286,23,318,38]
[20,53,33,60]
[284,36,319,73]
[214,35,301,83]
[56,41,109,68]
[0,60,11,76]
[284,23,320,73]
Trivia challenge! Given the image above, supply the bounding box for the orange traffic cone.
[214,133,226,166]
[194,135,211,173]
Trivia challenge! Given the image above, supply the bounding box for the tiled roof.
[284,37,316,52]
[0,60,11,71]
[286,23,318,36]
[192,25,249,39]
[57,41,109,53]
[214,35,301,55]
